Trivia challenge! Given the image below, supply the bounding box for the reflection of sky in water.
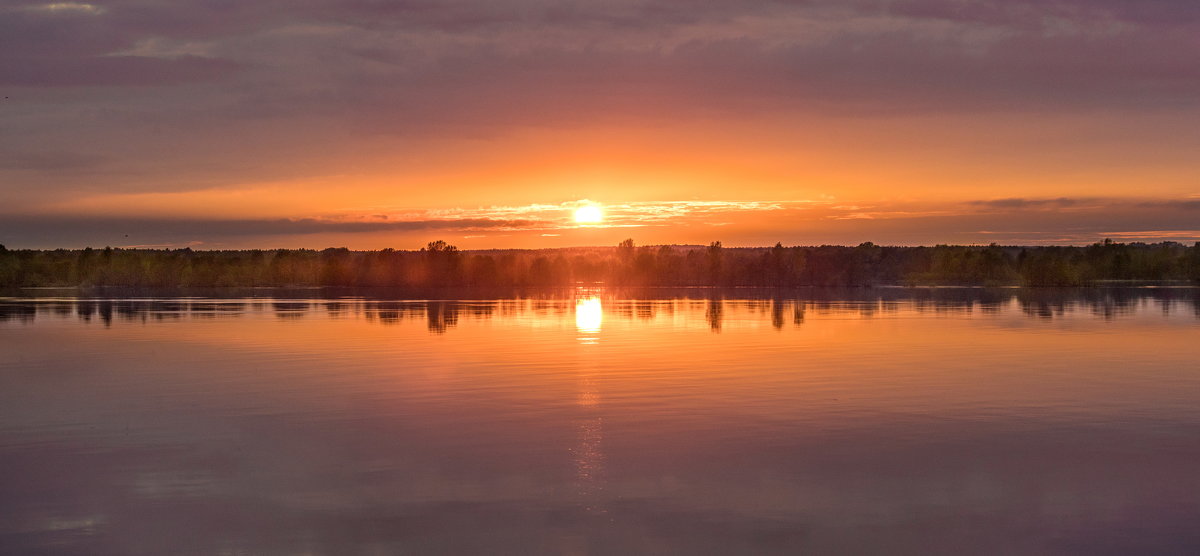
[1,289,1200,554]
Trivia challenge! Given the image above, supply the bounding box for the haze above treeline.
[2,240,1198,289]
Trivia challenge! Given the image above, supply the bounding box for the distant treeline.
[1,239,1198,288]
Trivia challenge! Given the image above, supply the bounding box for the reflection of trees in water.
[0,299,252,326]
[706,297,723,332]
[771,300,785,330]
[1017,289,1140,321]
[325,301,347,318]
[367,302,409,325]
[426,302,458,334]
[97,301,113,326]
[0,303,36,323]
[530,300,566,319]
[979,301,1005,314]
[272,302,309,320]
[75,300,94,323]
[1021,301,1065,320]
[745,299,809,330]
[0,288,1197,327]
[362,301,498,333]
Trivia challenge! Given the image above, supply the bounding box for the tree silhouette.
[707,241,723,284]
[1,239,1196,288]
[617,239,635,261]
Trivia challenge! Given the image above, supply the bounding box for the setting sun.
[573,205,604,224]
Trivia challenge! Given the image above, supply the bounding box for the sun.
[573,205,604,224]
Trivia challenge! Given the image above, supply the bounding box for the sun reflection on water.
[575,296,602,343]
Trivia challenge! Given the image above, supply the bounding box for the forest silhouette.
[1,239,1197,288]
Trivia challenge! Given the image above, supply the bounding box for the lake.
[2,288,1199,554]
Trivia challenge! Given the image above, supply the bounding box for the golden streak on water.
[573,294,606,510]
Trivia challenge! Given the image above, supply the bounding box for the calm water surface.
[2,288,1199,554]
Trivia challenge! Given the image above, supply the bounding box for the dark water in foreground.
[2,288,1199,555]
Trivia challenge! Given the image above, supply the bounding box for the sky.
[1,0,1198,249]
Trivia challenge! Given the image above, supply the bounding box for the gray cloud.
[968,198,1082,209]
[0,216,543,248]
[0,54,238,87]
[6,1,1197,106]
[968,197,1200,213]
[781,200,1200,246]
[0,151,106,171]
[0,0,1197,216]
[1136,199,1200,210]
[3,198,1200,248]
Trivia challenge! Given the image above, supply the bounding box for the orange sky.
[2,0,1198,248]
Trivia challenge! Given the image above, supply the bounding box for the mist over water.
[2,288,1199,554]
